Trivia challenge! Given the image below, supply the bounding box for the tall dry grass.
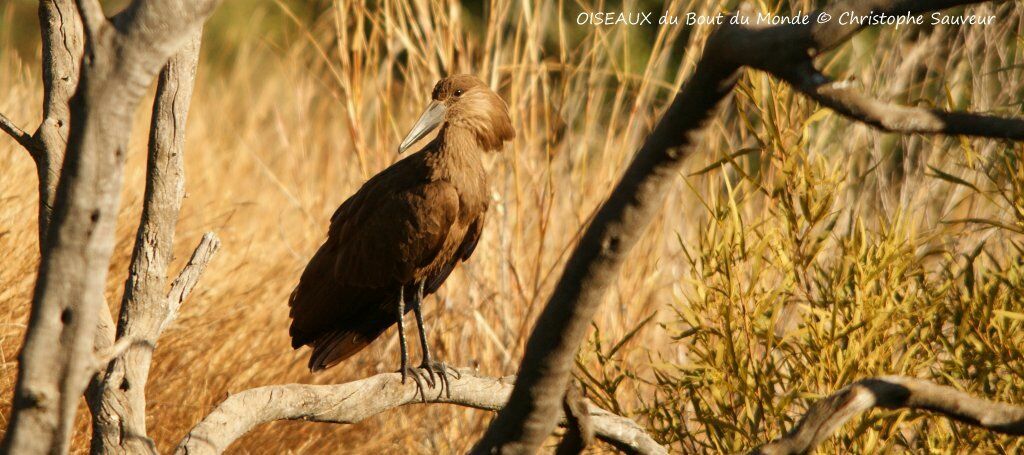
[1,0,1022,453]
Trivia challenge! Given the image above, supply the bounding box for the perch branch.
[752,376,1024,454]
[471,0,1020,453]
[0,112,41,156]
[175,369,665,455]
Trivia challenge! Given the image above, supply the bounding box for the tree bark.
[752,376,1024,454]
[86,30,205,455]
[175,370,666,455]
[1,1,219,453]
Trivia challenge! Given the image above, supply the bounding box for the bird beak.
[398,100,446,154]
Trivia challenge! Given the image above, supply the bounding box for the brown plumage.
[289,75,513,378]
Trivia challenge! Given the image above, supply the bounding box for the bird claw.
[419,361,459,398]
[399,365,430,402]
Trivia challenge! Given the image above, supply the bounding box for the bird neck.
[427,125,486,181]
[439,125,483,153]
[437,125,483,160]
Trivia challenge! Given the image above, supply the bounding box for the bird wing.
[288,175,462,367]
[456,208,485,262]
[331,179,460,287]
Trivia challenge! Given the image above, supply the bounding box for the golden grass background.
[1,0,1023,453]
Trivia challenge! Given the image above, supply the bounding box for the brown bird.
[288,75,513,388]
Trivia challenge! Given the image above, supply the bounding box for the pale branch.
[752,376,1024,455]
[556,384,595,455]
[175,370,666,455]
[33,0,85,244]
[2,0,221,453]
[91,336,148,372]
[471,0,1021,453]
[773,60,1024,140]
[89,29,207,455]
[162,232,221,335]
[74,0,106,42]
[0,112,41,156]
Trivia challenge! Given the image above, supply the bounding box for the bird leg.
[412,281,460,398]
[396,286,428,399]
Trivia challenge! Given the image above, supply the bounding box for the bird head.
[398,74,515,154]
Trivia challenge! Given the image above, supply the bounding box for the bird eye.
[453,89,463,97]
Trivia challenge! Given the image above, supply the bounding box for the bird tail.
[307,330,373,372]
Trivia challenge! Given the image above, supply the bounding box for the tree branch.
[74,0,107,42]
[471,0,1021,453]
[556,383,594,455]
[0,112,42,156]
[34,0,85,246]
[2,1,220,453]
[771,55,1024,140]
[88,29,208,455]
[751,376,1024,454]
[162,232,221,335]
[175,370,666,455]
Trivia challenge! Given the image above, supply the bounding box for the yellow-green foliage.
[578,4,1024,451]
[0,0,1022,453]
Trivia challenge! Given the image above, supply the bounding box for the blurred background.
[1,0,1022,453]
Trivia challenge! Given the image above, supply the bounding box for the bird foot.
[418,361,460,398]
[399,365,432,402]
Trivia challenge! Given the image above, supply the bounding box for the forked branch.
[175,370,666,455]
[752,376,1024,454]
[0,112,41,156]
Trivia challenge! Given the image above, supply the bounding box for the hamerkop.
[288,75,514,388]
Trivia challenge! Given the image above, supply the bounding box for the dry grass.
[1,0,1022,453]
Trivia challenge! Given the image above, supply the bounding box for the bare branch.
[556,383,594,455]
[175,370,666,455]
[91,336,150,371]
[752,377,1024,455]
[162,232,221,334]
[0,112,42,156]
[34,0,85,245]
[88,30,208,455]
[775,61,1024,140]
[74,0,107,42]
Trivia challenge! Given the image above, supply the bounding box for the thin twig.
[161,232,221,335]
[0,112,41,156]
[752,376,1024,455]
[91,336,151,372]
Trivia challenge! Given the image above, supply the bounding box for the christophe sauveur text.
[576,10,998,28]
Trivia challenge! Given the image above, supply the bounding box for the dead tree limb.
[175,370,666,455]
[0,112,41,155]
[471,0,1023,453]
[1,1,220,453]
[555,383,594,455]
[0,0,85,247]
[752,376,1024,454]
[86,29,208,455]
